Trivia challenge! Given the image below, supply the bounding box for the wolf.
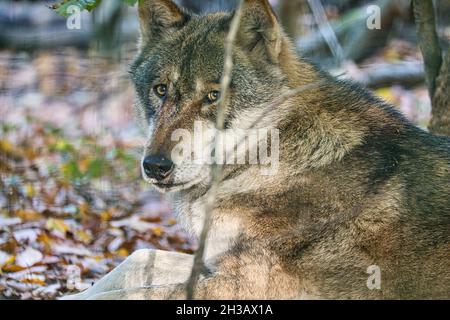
[66,0,450,299]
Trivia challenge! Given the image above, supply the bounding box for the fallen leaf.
[23,183,35,198]
[6,267,47,281]
[0,216,22,227]
[152,226,163,237]
[52,244,92,257]
[15,247,44,268]
[16,210,42,221]
[32,283,61,297]
[0,139,13,153]
[110,216,156,233]
[75,230,92,244]
[13,229,40,243]
[21,277,46,286]
[0,251,12,266]
[2,265,25,273]
[46,218,70,234]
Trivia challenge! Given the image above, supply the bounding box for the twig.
[307,0,344,64]
[185,0,244,300]
[350,62,425,89]
[413,0,442,98]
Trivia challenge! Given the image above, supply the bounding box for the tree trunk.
[412,0,449,136]
[413,0,442,98]
[429,51,450,136]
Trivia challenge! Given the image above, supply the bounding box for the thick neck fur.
[170,32,414,260]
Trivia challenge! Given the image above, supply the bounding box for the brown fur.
[129,0,450,299]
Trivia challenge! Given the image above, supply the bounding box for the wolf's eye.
[154,84,167,98]
[206,90,220,104]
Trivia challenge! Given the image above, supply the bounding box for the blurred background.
[0,0,449,299]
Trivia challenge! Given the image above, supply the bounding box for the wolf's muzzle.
[143,155,174,181]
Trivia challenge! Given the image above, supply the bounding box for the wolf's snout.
[143,155,174,181]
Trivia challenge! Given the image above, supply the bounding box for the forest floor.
[0,46,195,299]
[0,38,431,299]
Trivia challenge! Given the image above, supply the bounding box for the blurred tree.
[92,0,124,61]
[279,0,305,40]
[413,0,449,136]
[430,51,450,136]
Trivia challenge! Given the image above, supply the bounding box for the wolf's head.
[130,0,303,193]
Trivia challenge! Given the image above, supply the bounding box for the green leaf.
[51,139,75,153]
[51,0,102,17]
[61,160,82,181]
[86,158,106,179]
[51,0,137,17]
[122,0,138,5]
[116,150,137,171]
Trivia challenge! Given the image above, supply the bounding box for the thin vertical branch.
[307,0,344,64]
[185,0,244,300]
[413,0,442,98]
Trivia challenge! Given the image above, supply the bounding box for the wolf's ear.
[138,0,188,48]
[236,0,282,63]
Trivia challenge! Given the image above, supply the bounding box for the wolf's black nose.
[143,155,174,181]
